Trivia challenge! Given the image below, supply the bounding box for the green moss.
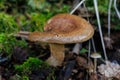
[0,33,27,55]
[15,57,49,75]
[0,12,19,34]
[29,13,52,32]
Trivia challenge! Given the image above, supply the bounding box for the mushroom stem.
[94,58,97,73]
[46,43,65,67]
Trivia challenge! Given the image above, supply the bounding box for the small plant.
[80,48,88,54]
[22,75,29,80]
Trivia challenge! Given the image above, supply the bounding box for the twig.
[91,38,97,52]
[72,43,82,54]
[114,0,120,19]
[14,31,30,39]
[72,0,80,9]
[70,0,86,14]
[93,0,108,60]
[88,40,91,58]
[108,0,113,38]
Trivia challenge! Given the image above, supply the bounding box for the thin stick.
[114,0,120,19]
[14,31,30,39]
[70,0,86,14]
[88,40,91,57]
[93,0,108,60]
[91,38,97,52]
[72,43,81,54]
[108,0,113,38]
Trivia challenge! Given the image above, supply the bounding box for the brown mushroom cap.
[29,14,94,44]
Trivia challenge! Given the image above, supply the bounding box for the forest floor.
[0,27,120,80]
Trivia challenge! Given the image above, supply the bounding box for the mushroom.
[28,14,94,67]
[90,53,101,73]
